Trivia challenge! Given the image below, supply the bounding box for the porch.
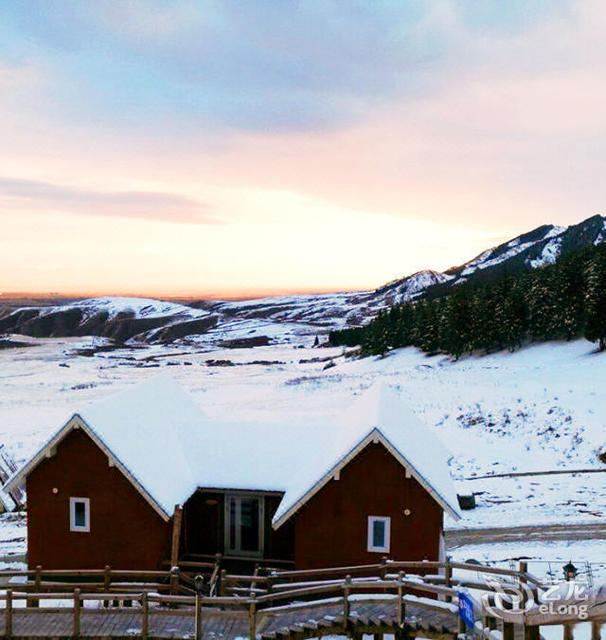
[172,489,295,574]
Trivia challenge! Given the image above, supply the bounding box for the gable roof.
[272,385,461,525]
[6,376,201,520]
[6,377,461,524]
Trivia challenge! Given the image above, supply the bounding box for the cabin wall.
[292,442,443,569]
[182,490,224,557]
[26,428,172,570]
[265,495,295,561]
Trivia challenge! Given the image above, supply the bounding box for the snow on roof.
[76,375,201,516]
[334,384,461,520]
[7,377,460,523]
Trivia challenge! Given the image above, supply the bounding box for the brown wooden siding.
[26,428,172,570]
[26,431,443,572]
[292,442,443,569]
[264,495,294,561]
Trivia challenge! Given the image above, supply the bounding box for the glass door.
[225,494,264,557]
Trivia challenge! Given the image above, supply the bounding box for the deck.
[0,599,457,639]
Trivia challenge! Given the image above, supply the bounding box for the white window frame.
[224,493,264,557]
[69,497,90,533]
[367,515,390,553]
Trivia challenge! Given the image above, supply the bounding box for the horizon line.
[0,284,375,302]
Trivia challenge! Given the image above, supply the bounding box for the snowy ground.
[0,334,604,571]
[450,538,606,585]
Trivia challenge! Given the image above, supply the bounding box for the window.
[367,516,390,553]
[70,497,90,532]
[224,494,264,556]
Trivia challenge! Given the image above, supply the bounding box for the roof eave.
[5,413,172,522]
[272,427,461,529]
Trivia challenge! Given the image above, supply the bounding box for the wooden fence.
[0,558,603,640]
[0,572,460,639]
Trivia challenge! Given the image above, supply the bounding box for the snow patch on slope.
[388,270,453,301]
[460,226,566,277]
[528,236,563,268]
[594,218,606,246]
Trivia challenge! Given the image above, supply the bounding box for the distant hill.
[1,214,604,345]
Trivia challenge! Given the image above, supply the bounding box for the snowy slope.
[0,336,604,524]
[58,297,209,321]
[0,331,604,568]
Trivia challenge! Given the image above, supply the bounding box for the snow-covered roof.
[6,377,460,523]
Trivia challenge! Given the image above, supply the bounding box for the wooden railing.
[0,572,461,639]
[0,559,600,640]
[0,557,541,599]
[218,557,543,597]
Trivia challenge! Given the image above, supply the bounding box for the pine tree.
[330,243,606,358]
[584,246,606,350]
[442,289,473,358]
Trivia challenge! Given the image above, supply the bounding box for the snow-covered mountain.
[1,214,605,345]
[0,296,216,344]
[445,213,606,283]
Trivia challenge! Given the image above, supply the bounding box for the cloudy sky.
[1,1,605,297]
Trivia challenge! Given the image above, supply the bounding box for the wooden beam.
[171,505,183,567]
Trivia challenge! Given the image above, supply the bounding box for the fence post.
[211,553,222,596]
[524,624,540,640]
[249,592,257,640]
[219,569,227,596]
[591,622,600,640]
[251,564,260,593]
[503,621,514,640]
[73,588,81,637]
[5,588,12,639]
[380,556,388,579]
[104,564,111,590]
[397,571,406,632]
[266,571,276,594]
[171,505,183,568]
[458,615,466,636]
[519,561,528,610]
[141,591,148,640]
[195,593,203,640]
[170,566,180,597]
[444,555,452,603]
[343,574,352,632]
[33,564,42,608]
[563,623,574,640]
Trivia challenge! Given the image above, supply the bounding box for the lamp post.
[563,562,578,582]
[194,574,205,640]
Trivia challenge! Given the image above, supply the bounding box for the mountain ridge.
[1,214,604,345]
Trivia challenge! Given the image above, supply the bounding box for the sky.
[1,0,606,298]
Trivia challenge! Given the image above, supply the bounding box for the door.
[224,494,264,557]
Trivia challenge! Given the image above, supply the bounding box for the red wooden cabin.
[6,378,460,571]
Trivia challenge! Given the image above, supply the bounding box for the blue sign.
[458,591,475,628]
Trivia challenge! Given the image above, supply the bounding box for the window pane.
[372,520,385,548]
[240,498,260,552]
[229,497,237,550]
[74,501,86,527]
